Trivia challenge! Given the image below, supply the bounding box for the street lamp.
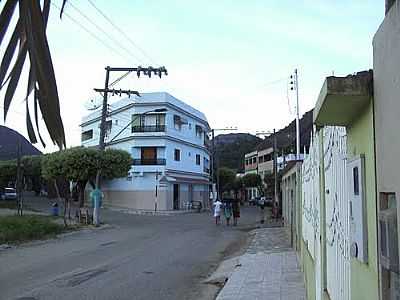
[107,108,168,145]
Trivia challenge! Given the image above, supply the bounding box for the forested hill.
[214,133,261,172]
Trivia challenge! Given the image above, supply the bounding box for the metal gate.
[323,126,350,300]
[302,129,322,300]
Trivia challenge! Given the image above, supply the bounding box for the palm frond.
[0,0,67,149]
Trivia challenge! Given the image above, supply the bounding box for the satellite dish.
[84,95,102,111]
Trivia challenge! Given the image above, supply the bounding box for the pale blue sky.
[0,0,384,152]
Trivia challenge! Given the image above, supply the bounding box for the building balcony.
[132,125,166,133]
[132,158,166,165]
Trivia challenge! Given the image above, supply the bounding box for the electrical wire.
[51,2,131,64]
[87,0,158,66]
[67,0,145,65]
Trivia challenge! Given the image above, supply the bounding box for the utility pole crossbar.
[94,88,140,97]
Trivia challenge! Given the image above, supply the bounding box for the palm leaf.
[0,20,20,87]
[0,0,17,47]
[3,40,27,121]
[0,0,68,149]
[34,86,46,147]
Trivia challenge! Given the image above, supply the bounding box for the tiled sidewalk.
[216,228,306,300]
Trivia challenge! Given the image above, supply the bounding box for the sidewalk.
[216,227,306,300]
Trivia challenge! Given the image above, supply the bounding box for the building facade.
[244,150,259,199]
[373,1,400,298]
[81,92,211,211]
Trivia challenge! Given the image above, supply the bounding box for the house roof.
[82,92,209,126]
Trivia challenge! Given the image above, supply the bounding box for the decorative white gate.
[302,129,322,300]
[323,126,350,300]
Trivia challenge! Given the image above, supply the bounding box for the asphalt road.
[0,199,261,300]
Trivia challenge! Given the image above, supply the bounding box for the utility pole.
[273,128,278,205]
[211,129,215,201]
[16,140,23,216]
[290,69,300,160]
[98,66,111,151]
[96,66,168,151]
[92,65,167,225]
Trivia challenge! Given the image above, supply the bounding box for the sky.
[0,0,384,153]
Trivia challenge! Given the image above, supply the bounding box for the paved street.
[0,197,261,300]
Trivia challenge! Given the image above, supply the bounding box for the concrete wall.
[373,0,400,217]
[300,238,316,300]
[282,164,301,248]
[346,99,379,300]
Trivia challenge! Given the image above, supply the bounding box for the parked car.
[265,196,273,207]
[249,196,260,206]
[1,187,17,200]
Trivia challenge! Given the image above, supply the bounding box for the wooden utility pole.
[98,66,111,151]
[273,128,278,205]
[96,66,168,151]
[16,141,23,216]
[92,65,168,224]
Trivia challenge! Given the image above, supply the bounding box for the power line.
[263,77,288,87]
[87,0,157,65]
[67,0,145,65]
[51,2,131,64]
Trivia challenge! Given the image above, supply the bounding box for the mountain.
[256,109,314,153]
[0,126,41,160]
[214,133,262,172]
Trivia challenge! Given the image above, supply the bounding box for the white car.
[1,188,17,200]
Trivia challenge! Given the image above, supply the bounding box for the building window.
[195,125,203,138]
[259,156,264,163]
[174,115,182,130]
[155,114,165,127]
[81,129,93,141]
[174,149,181,161]
[132,114,145,131]
[196,154,201,165]
[252,157,257,164]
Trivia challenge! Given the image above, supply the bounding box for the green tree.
[230,177,244,200]
[242,173,263,195]
[0,160,17,188]
[42,147,133,209]
[41,151,68,226]
[218,167,236,196]
[21,155,42,194]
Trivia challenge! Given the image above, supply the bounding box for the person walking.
[232,199,240,226]
[224,200,232,226]
[213,199,223,225]
[259,196,266,224]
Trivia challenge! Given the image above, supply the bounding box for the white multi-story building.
[81,92,211,211]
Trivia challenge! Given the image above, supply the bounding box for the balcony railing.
[132,125,166,133]
[132,158,166,166]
